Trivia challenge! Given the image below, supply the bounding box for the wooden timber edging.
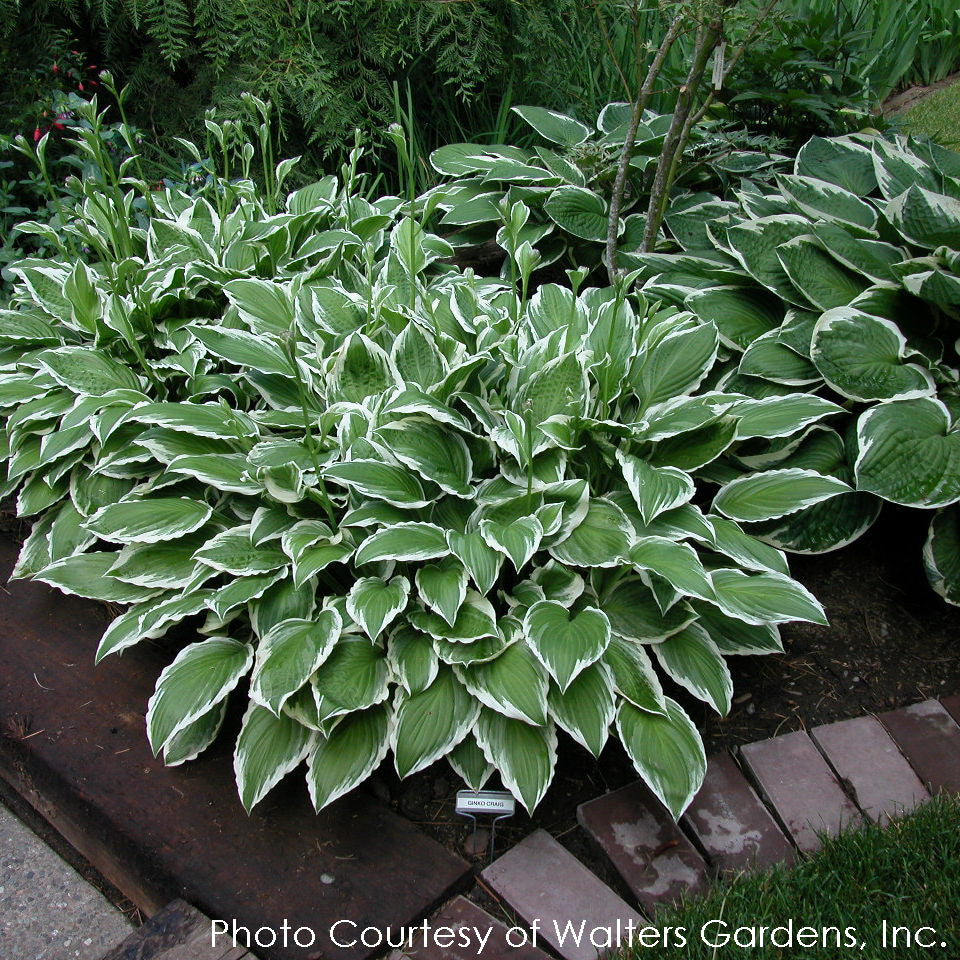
[0,535,472,960]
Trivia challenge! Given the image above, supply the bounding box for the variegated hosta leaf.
[523,601,611,692]
[653,623,733,716]
[306,704,392,810]
[480,517,542,571]
[446,529,503,594]
[85,497,212,544]
[548,498,632,568]
[475,709,558,814]
[415,558,468,626]
[629,538,715,602]
[346,575,409,640]
[454,641,548,726]
[855,398,960,508]
[709,568,827,626]
[924,506,960,606]
[811,308,936,402]
[447,733,494,791]
[147,638,253,755]
[616,697,706,819]
[617,450,695,525]
[234,703,314,812]
[392,668,479,778]
[547,662,615,757]
[713,469,851,523]
[249,611,341,715]
[355,522,449,565]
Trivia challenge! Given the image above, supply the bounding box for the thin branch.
[605,8,687,283]
[640,18,721,252]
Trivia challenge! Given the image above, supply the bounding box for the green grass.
[900,80,960,147]
[619,794,959,959]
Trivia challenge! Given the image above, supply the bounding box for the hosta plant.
[423,103,788,276]
[622,132,960,603]
[0,120,837,820]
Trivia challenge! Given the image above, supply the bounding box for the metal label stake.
[455,789,516,863]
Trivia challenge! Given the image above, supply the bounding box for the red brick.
[811,716,929,825]
[577,780,709,913]
[879,699,960,796]
[482,830,644,960]
[681,752,795,873]
[739,730,863,853]
[396,897,550,960]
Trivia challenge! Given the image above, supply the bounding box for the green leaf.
[376,420,473,497]
[128,401,258,440]
[886,185,960,249]
[726,215,811,303]
[686,286,783,350]
[653,624,732,716]
[85,498,212,545]
[924,506,960,605]
[346,575,409,640]
[693,602,784,655]
[794,137,877,195]
[455,641,548,725]
[355,522,449,565]
[811,308,935,402]
[547,661,615,757]
[147,637,253,754]
[223,278,294,335]
[512,106,591,146]
[523,601,611,692]
[250,611,341,715]
[480,517,542,571]
[738,333,821,385]
[329,332,400,403]
[617,450,694,524]
[163,701,227,766]
[855,399,960,507]
[306,704,391,810]
[393,668,479,778]
[447,734,493,791]
[602,577,694,642]
[776,236,868,311]
[324,460,433,508]
[446,529,504,594]
[168,453,262,495]
[709,568,827,626]
[732,394,843,440]
[713,469,851,523]
[37,346,141,394]
[387,627,439,695]
[194,525,288,576]
[188,325,293,377]
[616,697,706,819]
[544,186,608,242]
[35,552,160,604]
[415,558,468,626]
[313,638,390,715]
[474,709,557,814]
[549,498,632,568]
[107,536,207,590]
[409,591,498,642]
[777,174,877,230]
[602,636,667,715]
[234,703,314,812]
[637,322,719,407]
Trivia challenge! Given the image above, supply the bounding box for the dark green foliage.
[0,0,640,175]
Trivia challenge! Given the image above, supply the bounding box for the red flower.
[33,127,41,141]
[78,82,84,91]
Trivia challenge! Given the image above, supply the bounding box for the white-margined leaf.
[346,575,410,640]
[234,702,314,812]
[85,497,212,544]
[355,522,449,565]
[709,568,827,625]
[454,641,547,725]
[653,623,733,716]
[146,637,253,754]
[415,558,468,626]
[547,661,615,757]
[616,697,706,819]
[713,468,851,523]
[617,450,694,524]
[523,600,611,692]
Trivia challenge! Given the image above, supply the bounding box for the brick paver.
[681,752,795,874]
[739,730,863,852]
[396,896,549,960]
[879,699,960,796]
[811,716,929,825]
[482,830,644,960]
[577,781,709,914]
[941,694,960,727]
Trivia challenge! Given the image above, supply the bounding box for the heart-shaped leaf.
[523,600,611,692]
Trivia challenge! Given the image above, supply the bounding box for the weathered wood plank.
[0,536,471,960]
[100,899,250,960]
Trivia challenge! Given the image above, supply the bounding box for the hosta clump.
[0,147,834,820]
[423,103,787,274]
[622,132,960,603]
